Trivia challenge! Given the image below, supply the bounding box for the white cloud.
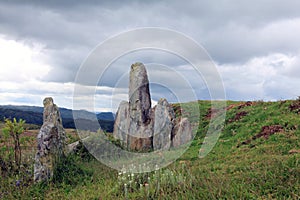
[280,53,300,78]
[0,36,50,82]
[218,53,300,100]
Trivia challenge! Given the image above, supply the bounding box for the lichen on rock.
[34,97,66,182]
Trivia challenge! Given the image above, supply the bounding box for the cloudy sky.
[1,0,300,112]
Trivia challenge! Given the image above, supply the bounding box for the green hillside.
[0,100,299,199]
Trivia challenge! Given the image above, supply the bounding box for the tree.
[2,118,25,170]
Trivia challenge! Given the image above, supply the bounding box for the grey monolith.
[34,97,66,182]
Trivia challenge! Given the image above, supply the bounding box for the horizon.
[1,97,298,114]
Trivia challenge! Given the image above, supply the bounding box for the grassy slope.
[185,100,300,199]
[1,100,299,199]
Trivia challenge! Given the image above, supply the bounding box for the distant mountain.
[0,107,43,125]
[0,105,115,132]
[96,112,115,121]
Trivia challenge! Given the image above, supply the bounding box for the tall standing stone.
[129,62,151,125]
[127,63,153,151]
[34,97,66,182]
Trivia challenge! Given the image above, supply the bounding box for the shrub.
[1,118,25,171]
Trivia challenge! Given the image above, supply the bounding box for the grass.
[0,99,300,199]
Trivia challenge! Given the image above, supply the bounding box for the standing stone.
[153,98,175,150]
[34,97,66,182]
[113,101,129,147]
[171,118,192,148]
[127,63,153,151]
[129,62,151,124]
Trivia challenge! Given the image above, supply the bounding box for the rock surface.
[113,101,129,147]
[127,63,153,151]
[113,62,192,152]
[129,63,151,125]
[171,118,192,147]
[34,97,66,182]
[153,98,175,150]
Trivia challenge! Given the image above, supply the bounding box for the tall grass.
[0,100,299,199]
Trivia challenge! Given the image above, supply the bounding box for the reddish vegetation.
[205,108,221,119]
[0,130,37,149]
[206,101,253,120]
[238,125,284,147]
[172,104,182,117]
[225,101,253,112]
[289,100,300,114]
[253,125,284,139]
[288,149,300,154]
[237,101,253,109]
[22,131,37,137]
[225,101,253,111]
[228,111,248,123]
[226,104,236,110]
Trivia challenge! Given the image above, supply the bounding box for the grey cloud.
[1,0,300,105]
[205,19,300,63]
[1,1,300,64]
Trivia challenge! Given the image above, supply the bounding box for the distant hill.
[96,112,115,121]
[0,105,115,132]
[0,107,43,125]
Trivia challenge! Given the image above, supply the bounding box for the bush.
[1,118,25,172]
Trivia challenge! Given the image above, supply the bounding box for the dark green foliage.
[104,131,122,149]
[2,118,25,171]
[52,155,93,186]
[72,141,95,162]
